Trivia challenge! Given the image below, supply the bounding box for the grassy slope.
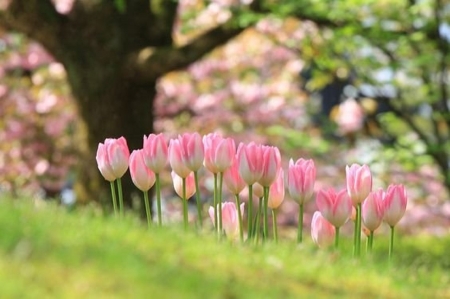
[0,198,449,299]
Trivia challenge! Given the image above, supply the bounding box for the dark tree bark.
[0,0,245,206]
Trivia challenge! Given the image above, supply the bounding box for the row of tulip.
[96,132,407,257]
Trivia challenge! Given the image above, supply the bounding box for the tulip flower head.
[168,138,192,178]
[224,157,246,195]
[268,169,285,209]
[316,188,352,228]
[129,149,156,192]
[178,132,205,172]
[96,137,130,181]
[237,142,264,185]
[287,158,316,205]
[143,133,168,173]
[171,171,196,199]
[346,163,372,205]
[383,184,407,227]
[311,211,335,248]
[362,188,385,232]
[258,145,281,187]
[209,202,245,239]
[203,133,236,173]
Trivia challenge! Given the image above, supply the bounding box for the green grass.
[0,198,449,299]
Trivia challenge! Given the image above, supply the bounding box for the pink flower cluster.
[96,133,407,245]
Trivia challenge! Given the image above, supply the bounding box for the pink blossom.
[223,157,246,195]
[168,138,192,178]
[170,133,204,173]
[316,188,352,228]
[129,149,156,192]
[203,133,236,173]
[383,184,408,227]
[268,169,285,209]
[287,158,316,205]
[311,211,335,248]
[362,188,385,232]
[143,133,168,173]
[171,171,196,199]
[208,201,245,239]
[237,142,264,185]
[258,145,281,187]
[96,137,129,181]
[346,163,372,205]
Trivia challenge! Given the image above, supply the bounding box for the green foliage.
[0,198,449,298]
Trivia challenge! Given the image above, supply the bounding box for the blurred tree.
[259,0,450,192]
[0,0,261,203]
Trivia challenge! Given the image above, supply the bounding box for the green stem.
[194,171,202,228]
[213,173,218,233]
[368,231,374,254]
[218,172,224,233]
[155,173,162,226]
[297,203,304,243]
[272,209,278,243]
[235,194,244,242]
[109,181,118,216]
[117,178,124,217]
[263,186,269,240]
[143,190,151,228]
[247,184,253,239]
[354,203,362,257]
[253,197,263,243]
[334,226,340,249]
[389,226,395,261]
[182,177,188,230]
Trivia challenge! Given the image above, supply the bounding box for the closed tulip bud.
[129,149,156,192]
[237,142,264,185]
[96,143,116,182]
[168,138,192,178]
[143,133,168,173]
[287,158,316,205]
[316,188,352,228]
[208,202,245,239]
[268,169,285,209]
[253,182,264,199]
[97,137,130,180]
[258,145,281,187]
[383,184,407,227]
[203,133,236,173]
[171,171,196,199]
[224,157,246,195]
[346,164,372,205]
[362,188,385,232]
[311,211,335,248]
[178,132,204,172]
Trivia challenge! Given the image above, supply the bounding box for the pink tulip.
[96,137,130,180]
[287,158,316,204]
[143,133,168,173]
[346,164,372,205]
[316,188,352,228]
[168,138,192,178]
[362,188,385,232]
[224,157,246,195]
[208,202,245,239]
[383,184,407,227]
[171,171,196,199]
[177,132,204,172]
[237,142,264,185]
[96,143,116,182]
[258,145,281,187]
[129,149,156,192]
[311,211,335,248]
[203,133,236,173]
[268,169,285,209]
[253,182,264,199]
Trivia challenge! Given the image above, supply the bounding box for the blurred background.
[0,0,449,234]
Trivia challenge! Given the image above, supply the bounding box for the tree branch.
[126,20,245,81]
[0,0,66,52]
